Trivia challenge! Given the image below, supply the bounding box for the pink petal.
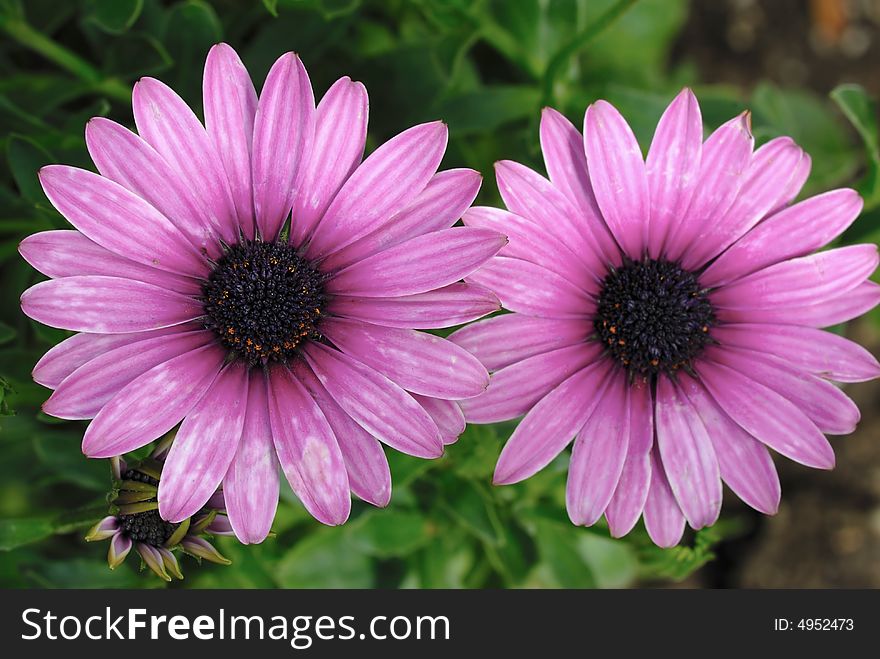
[712,323,880,383]
[44,330,214,419]
[19,230,200,295]
[328,283,499,329]
[716,280,880,327]
[132,77,238,242]
[707,346,860,435]
[643,449,686,548]
[326,227,506,297]
[664,112,753,261]
[696,360,835,469]
[460,342,602,424]
[81,344,225,458]
[291,76,368,246]
[33,328,181,389]
[322,168,482,271]
[701,188,864,287]
[605,379,653,537]
[655,375,722,529]
[251,53,316,240]
[108,533,133,568]
[39,165,207,277]
[295,363,391,507]
[680,374,780,515]
[772,150,811,212]
[566,372,630,526]
[304,342,443,458]
[462,206,592,282]
[645,88,703,258]
[86,118,225,256]
[307,121,448,259]
[466,256,595,319]
[495,159,613,273]
[711,245,878,311]
[539,108,619,261]
[681,136,803,270]
[321,317,488,399]
[413,394,465,446]
[21,276,203,333]
[159,362,249,523]
[448,313,589,372]
[493,359,613,485]
[224,371,280,544]
[583,100,650,259]
[203,43,258,238]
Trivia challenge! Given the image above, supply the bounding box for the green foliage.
[0,0,876,590]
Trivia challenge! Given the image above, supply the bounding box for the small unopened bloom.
[86,444,231,581]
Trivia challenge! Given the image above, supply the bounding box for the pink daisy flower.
[20,43,504,544]
[452,88,880,547]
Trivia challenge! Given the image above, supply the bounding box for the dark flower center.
[118,469,176,547]
[202,240,326,366]
[594,258,714,376]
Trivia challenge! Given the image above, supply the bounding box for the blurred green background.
[1,0,879,589]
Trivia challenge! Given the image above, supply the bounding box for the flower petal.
[583,100,650,259]
[266,366,350,525]
[696,359,835,469]
[707,345,860,435]
[82,344,225,458]
[224,371,280,544]
[664,112,753,261]
[465,256,595,319]
[493,358,613,485]
[108,533,132,569]
[39,165,207,276]
[307,121,448,258]
[327,227,506,297]
[642,449,686,548]
[44,330,214,419]
[413,394,465,446]
[132,77,238,242]
[462,206,591,281]
[304,342,443,458]
[712,323,880,383]
[680,374,780,515]
[295,362,391,507]
[605,379,653,538]
[252,53,316,240]
[159,362,249,523]
[21,276,202,333]
[321,318,489,399]
[86,118,224,255]
[711,245,879,311]
[655,375,722,529]
[19,230,200,295]
[321,168,482,271]
[566,372,630,526]
[203,43,258,238]
[701,188,864,287]
[328,283,499,329]
[448,313,590,372]
[681,136,803,270]
[460,342,601,424]
[291,76,368,246]
[32,328,181,389]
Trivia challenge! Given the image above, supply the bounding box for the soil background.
[672,0,880,588]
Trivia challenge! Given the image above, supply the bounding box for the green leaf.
[276,528,373,588]
[831,84,880,209]
[437,85,541,136]
[6,134,53,204]
[349,510,431,558]
[104,34,172,79]
[162,0,223,106]
[440,478,503,546]
[262,0,279,17]
[87,0,144,34]
[528,517,596,588]
[0,517,54,551]
[0,323,15,345]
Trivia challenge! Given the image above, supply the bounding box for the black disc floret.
[202,239,327,366]
[594,258,715,376]
[118,508,177,547]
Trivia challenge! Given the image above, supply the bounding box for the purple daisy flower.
[21,43,504,544]
[452,88,880,547]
